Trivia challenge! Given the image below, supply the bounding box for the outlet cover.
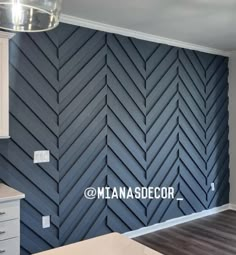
[34,151,50,164]
[42,216,50,229]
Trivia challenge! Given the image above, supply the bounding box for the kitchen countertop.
[0,183,25,202]
[33,233,162,255]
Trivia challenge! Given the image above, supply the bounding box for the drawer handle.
[0,212,5,216]
[0,250,5,253]
[0,231,5,235]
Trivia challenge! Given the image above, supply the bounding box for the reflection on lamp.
[12,0,23,30]
[0,0,63,32]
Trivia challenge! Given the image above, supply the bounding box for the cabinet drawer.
[0,238,19,255]
[0,202,19,222]
[0,220,19,241]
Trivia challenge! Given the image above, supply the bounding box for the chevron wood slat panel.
[146,44,180,225]
[58,24,108,245]
[107,34,147,232]
[0,23,229,255]
[0,31,60,255]
[179,49,229,214]
[179,49,208,214]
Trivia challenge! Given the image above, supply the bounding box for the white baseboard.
[228,203,236,210]
[124,204,231,238]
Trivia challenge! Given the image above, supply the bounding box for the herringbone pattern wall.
[0,23,229,254]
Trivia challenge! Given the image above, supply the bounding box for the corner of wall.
[229,52,236,204]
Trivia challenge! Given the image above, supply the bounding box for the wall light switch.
[42,216,50,229]
[211,182,215,191]
[34,150,50,164]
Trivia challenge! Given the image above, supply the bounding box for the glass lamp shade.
[0,0,62,32]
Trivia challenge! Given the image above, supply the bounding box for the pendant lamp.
[0,0,62,32]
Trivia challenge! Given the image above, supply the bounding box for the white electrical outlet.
[34,150,50,164]
[42,216,50,229]
[211,182,215,191]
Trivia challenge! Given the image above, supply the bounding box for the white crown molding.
[60,14,230,57]
[229,51,236,57]
[123,204,230,238]
[0,31,15,39]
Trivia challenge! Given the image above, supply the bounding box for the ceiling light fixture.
[0,0,62,32]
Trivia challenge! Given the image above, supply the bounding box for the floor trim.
[228,203,236,210]
[124,204,230,238]
[60,14,230,57]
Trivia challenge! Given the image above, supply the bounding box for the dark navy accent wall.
[0,23,229,254]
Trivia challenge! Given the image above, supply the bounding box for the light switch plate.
[34,150,50,164]
[42,216,50,229]
[211,182,215,191]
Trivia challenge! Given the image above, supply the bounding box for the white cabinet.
[0,32,15,139]
[0,184,25,255]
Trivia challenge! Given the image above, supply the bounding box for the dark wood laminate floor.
[135,210,236,255]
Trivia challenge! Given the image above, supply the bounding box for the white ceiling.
[61,0,236,53]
